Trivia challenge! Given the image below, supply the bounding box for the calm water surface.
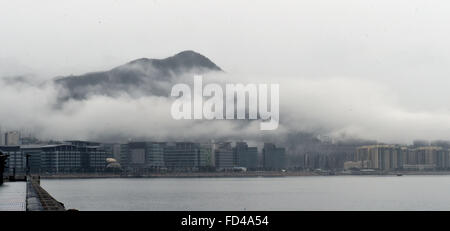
[41,176,450,211]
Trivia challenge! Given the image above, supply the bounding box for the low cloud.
[1,69,450,146]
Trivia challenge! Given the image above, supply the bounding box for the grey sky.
[1,0,449,76]
[1,0,450,143]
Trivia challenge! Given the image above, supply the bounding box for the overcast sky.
[1,0,450,143]
[1,0,449,76]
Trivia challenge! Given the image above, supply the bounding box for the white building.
[5,131,20,146]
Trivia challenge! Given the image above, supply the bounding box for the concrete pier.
[26,176,66,211]
[0,181,26,211]
[0,176,66,211]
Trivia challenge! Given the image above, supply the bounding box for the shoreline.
[39,171,450,179]
[41,171,318,179]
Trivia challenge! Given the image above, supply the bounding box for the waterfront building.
[120,141,219,172]
[355,144,449,171]
[3,141,108,175]
[120,142,165,172]
[199,143,215,169]
[164,142,201,171]
[0,146,24,175]
[344,160,363,170]
[356,145,404,170]
[233,142,258,169]
[102,143,121,159]
[36,141,107,173]
[80,145,107,171]
[21,144,43,173]
[215,142,234,170]
[405,146,441,170]
[263,143,286,170]
[436,148,450,169]
[41,144,81,173]
[65,141,107,172]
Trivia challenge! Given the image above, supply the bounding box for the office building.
[263,143,286,170]
[120,142,165,171]
[37,141,107,173]
[0,146,23,175]
[234,142,258,169]
[164,142,201,170]
[41,144,81,173]
[199,143,215,169]
[102,143,121,160]
[356,145,404,170]
[403,146,441,170]
[215,142,234,170]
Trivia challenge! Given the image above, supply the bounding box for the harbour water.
[41,175,450,211]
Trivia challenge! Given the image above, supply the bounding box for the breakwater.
[26,176,66,211]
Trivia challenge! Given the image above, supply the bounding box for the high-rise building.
[263,143,286,170]
[215,142,234,170]
[164,142,201,170]
[356,145,445,171]
[102,143,121,159]
[2,141,107,174]
[404,146,440,170]
[234,142,258,169]
[356,145,404,170]
[0,126,3,146]
[38,141,107,173]
[0,146,24,175]
[120,142,165,171]
[436,148,450,169]
[4,131,20,146]
[199,143,215,169]
[65,141,107,171]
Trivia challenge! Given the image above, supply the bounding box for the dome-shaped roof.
[106,162,121,169]
[106,158,118,163]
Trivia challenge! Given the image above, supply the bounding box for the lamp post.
[25,154,31,176]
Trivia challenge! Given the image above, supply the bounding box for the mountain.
[54,50,222,101]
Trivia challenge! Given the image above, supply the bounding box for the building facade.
[234,142,258,169]
[163,142,201,171]
[120,142,165,172]
[263,143,286,170]
[215,142,234,170]
[356,145,449,171]
[0,146,23,175]
[21,145,43,174]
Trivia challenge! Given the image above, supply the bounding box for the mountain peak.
[55,50,222,101]
[128,50,222,72]
[175,50,202,56]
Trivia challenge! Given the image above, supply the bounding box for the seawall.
[26,176,66,211]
